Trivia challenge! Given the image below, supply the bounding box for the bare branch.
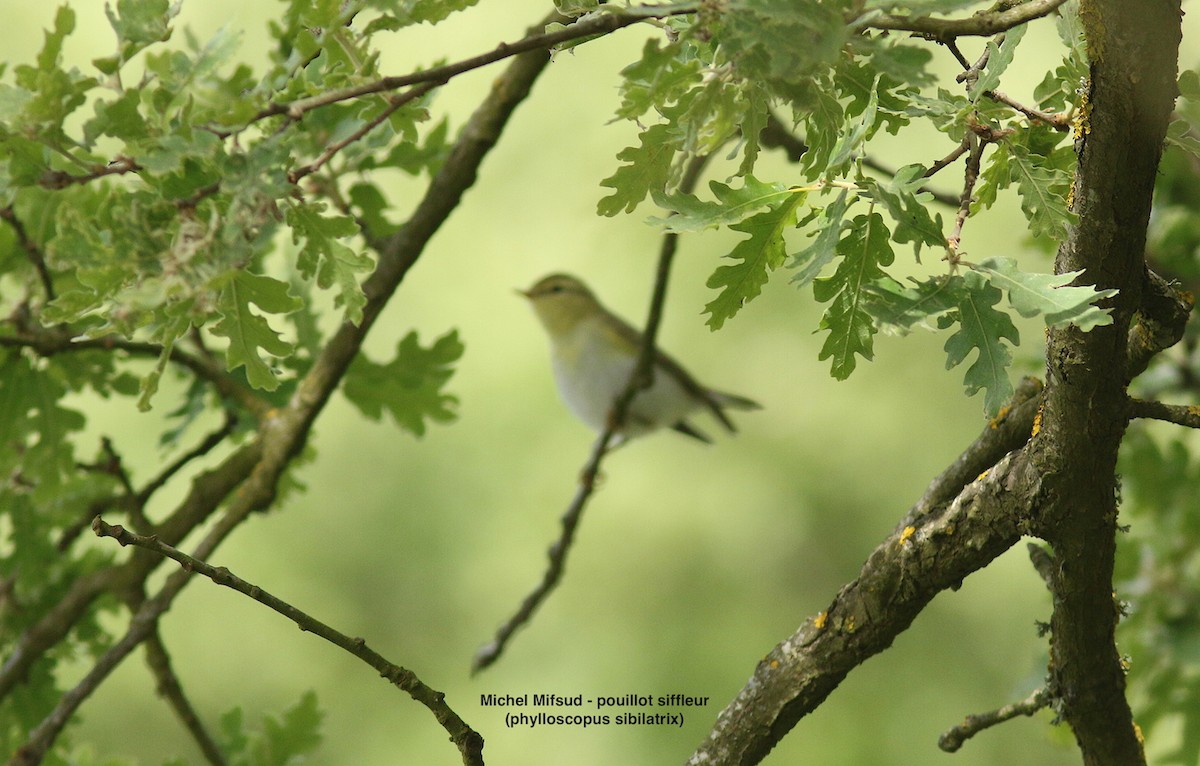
[472,154,712,673]
[142,630,229,766]
[1128,398,1200,429]
[938,687,1052,752]
[858,0,1069,37]
[687,450,1032,765]
[91,517,484,766]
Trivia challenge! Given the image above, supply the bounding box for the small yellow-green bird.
[520,273,760,443]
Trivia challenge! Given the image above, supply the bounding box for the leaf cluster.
[601,0,1104,413]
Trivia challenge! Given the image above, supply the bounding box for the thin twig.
[472,154,712,674]
[143,630,229,766]
[858,0,1068,37]
[35,156,142,191]
[938,687,1052,752]
[0,206,55,301]
[1128,398,1200,428]
[288,82,441,184]
[922,137,971,179]
[0,333,267,419]
[239,5,696,132]
[986,90,1071,130]
[946,133,986,263]
[86,517,484,766]
[760,112,960,207]
[55,411,239,553]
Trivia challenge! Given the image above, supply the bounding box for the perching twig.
[89,517,484,766]
[938,687,1053,752]
[472,154,712,674]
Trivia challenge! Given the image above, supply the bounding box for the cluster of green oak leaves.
[2,0,1200,762]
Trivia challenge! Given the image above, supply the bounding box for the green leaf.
[614,39,701,123]
[286,202,372,325]
[211,272,302,391]
[716,0,847,94]
[598,124,676,216]
[1009,144,1074,239]
[260,690,323,765]
[969,24,1026,101]
[944,270,1019,414]
[703,189,807,329]
[864,274,962,335]
[343,330,463,436]
[974,256,1117,329]
[650,175,792,233]
[790,189,853,287]
[862,164,946,259]
[1166,119,1200,160]
[813,211,895,379]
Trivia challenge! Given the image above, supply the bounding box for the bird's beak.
[515,287,531,300]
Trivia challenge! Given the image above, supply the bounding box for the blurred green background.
[7,2,1195,764]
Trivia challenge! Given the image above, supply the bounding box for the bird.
[519,273,760,443]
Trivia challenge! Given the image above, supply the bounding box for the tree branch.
[938,686,1052,752]
[0,331,267,419]
[472,154,712,673]
[142,629,229,766]
[858,0,1069,37]
[0,206,55,301]
[1128,398,1200,429]
[241,4,696,131]
[3,9,560,762]
[687,450,1033,765]
[91,518,484,766]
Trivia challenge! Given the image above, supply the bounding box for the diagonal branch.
[687,448,1034,765]
[142,629,228,766]
[92,518,483,766]
[472,154,712,674]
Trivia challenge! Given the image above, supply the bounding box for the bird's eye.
[548,284,565,293]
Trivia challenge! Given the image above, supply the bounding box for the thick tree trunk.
[1030,1,1182,763]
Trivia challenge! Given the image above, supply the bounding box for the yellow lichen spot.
[976,469,990,482]
[844,616,857,633]
[898,526,916,546]
[1188,405,1200,417]
[988,404,1011,429]
[1134,722,1144,745]
[1032,403,1044,437]
[769,659,779,669]
[813,611,827,630]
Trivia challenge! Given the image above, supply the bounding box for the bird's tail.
[705,389,762,433]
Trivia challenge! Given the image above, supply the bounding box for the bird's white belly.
[551,321,698,437]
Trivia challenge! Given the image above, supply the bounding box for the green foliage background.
[2,2,1199,765]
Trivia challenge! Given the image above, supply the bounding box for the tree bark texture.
[1029,1,1182,764]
